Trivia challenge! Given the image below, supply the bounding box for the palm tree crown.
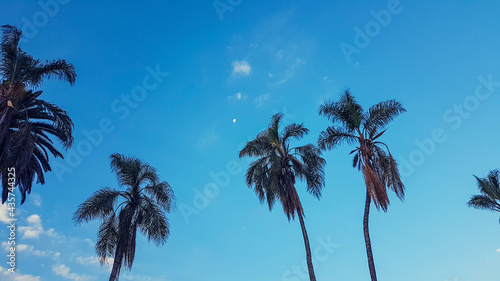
[0,25,77,204]
[468,169,500,213]
[73,154,175,281]
[318,89,406,211]
[239,113,325,219]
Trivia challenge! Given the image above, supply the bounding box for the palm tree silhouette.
[0,25,76,203]
[74,153,175,281]
[318,89,406,281]
[239,113,325,281]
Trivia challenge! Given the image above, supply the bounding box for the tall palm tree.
[0,25,76,204]
[73,153,175,281]
[318,89,406,281]
[468,169,500,216]
[239,113,325,281]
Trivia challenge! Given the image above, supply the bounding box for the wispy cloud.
[76,256,113,272]
[232,60,251,76]
[228,92,248,101]
[0,266,40,281]
[1,242,60,260]
[197,127,220,150]
[52,264,95,281]
[228,9,314,86]
[120,273,168,281]
[83,238,94,248]
[30,194,42,207]
[255,93,270,107]
[272,106,296,124]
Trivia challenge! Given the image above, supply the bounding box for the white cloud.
[27,215,41,224]
[0,204,11,224]
[228,92,247,101]
[52,264,95,281]
[232,60,251,76]
[0,266,40,281]
[1,242,33,253]
[17,244,33,252]
[18,214,57,239]
[255,94,270,107]
[2,242,33,252]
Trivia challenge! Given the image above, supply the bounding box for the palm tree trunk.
[297,211,316,281]
[363,190,377,281]
[109,244,124,281]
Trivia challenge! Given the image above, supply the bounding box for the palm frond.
[73,188,122,224]
[318,126,357,150]
[138,196,170,246]
[468,195,500,212]
[293,144,325,198]
[0,25,22,83]
[27,59,76,87]
[238,131,272,158]
[143,181,175,212]
[96,213,118,264]
[475,170,500,201]
[282,123,309,143]
[364,100,406,132]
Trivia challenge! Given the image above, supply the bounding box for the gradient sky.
[1,0,500,280]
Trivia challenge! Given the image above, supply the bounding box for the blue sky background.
[1,0,500,280]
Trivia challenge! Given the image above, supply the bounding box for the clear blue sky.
[1,0,500,280]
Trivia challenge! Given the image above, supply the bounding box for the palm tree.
[239,113,325,281]
[73,153,175,281]
[468,169,500,216]
[0,25,76,204]
[318,89,406,281]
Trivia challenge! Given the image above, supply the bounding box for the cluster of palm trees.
[1,23,499,281]
[0,25,176,281]
[239,92,406,281]
[0,23,409,281]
